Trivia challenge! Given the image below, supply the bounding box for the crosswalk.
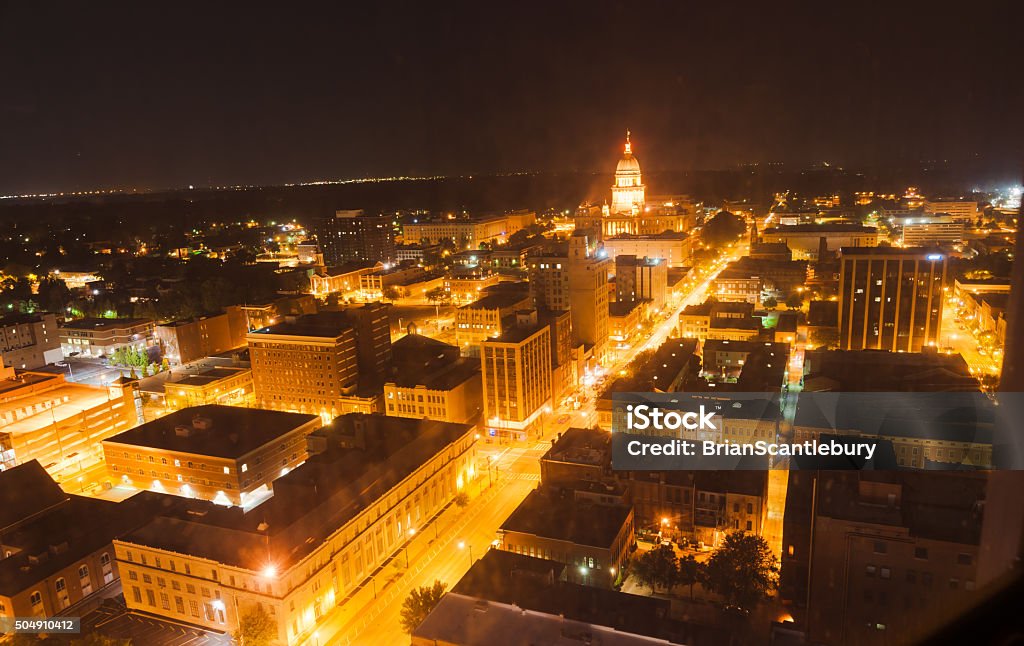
[507,472,541,481]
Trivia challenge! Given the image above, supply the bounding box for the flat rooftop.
[460,292,529,311]
[542,427,611,467]
[248,312,352,338]
[59,317,152,330]
[172,367,250,387]
[388,358,479,390]
[0,380,114,436]
[103,405,318,458]
[500,488,630,548]
[443,550,705,644]
[763,223,876,233]
[122,414,472,570]
[489,322,546,344]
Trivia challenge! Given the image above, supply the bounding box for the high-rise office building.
[837,247,947,352]
[480,310,553,439]
[340,302,392,380]
[615,255,667,310]
[312,210,395,265]
[529,232,610,361]
[247,312,359,418]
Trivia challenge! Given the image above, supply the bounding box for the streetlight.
[404,528,417,568]
[458,540,473,565]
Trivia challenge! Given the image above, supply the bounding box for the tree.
[400,580,447,633]
[809,327,839,350]
[677,554,702,600]
[762,296,778,309]
[37,276,72,312]
[702,532,778,610]
[454,491,469,507]
[784,292,805,310]
[632,544,679,594]
[425,287,450,305]
[382,286,401,302]
[701,211,745,247]
[235,603,278,646]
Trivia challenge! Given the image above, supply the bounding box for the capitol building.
[575,131,696,240]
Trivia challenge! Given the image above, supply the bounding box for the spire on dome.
[624,129,632,155]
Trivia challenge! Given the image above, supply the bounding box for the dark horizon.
[2,2,1022,195]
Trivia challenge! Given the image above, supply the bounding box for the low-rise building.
[608,300,644,349]
[497,488,634,587]
[600,233,691,267]
[309,262,381,297]
[414,549,714,645]
[0,313,62,370]
[163,366,253,410]
[0,370,139,484]
[761,224,878,260]
[113,414,477,643]
[444,272,502,304]
[155,307,248,366]
[679,300,762,341]
[805,471,987,645]
[384,335,482,424]
[58,318,154,358]
[455,291,532,356]
[0,461,165,620]
[238,294,318,331]
[701,340,790,378]
[103,405,321,506]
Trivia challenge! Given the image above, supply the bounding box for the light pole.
[404,528,416,568]
[458,540,473,566]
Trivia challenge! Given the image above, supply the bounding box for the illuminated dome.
[610,130,645,214]
[616,151,641,175]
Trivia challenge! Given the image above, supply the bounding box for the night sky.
[1,2,1021,194]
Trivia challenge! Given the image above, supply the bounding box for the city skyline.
[0,4,1021,645]
[1,3,1023,194]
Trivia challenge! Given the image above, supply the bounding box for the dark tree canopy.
[401,580,447,633]
[701,211,746,247]
[702,532,778,609]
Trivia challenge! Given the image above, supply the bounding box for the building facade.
[312,210,395,266]
[247,313,359,419]
[103,406,321,506]
[837,248,948,352]
[0,313,61,370]
[58,318,154,358]
[481,312,553,438]
[155,307,248,366]
[113,416,477,645]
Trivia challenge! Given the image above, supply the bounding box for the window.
[865,565,876,577]
[880,567,891,580]
[873,541,887,554]
[914,547,928,560]
[957,553,972,566]
[132,586,142,604]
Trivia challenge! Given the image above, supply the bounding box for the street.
[299,440,546,646]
